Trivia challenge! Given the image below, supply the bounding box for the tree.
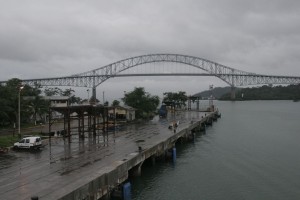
[0,85,13,126]
[44,87,81,104]
[17,83,50,124]
[219,84,300,100]
[0,78,49,126]
[44,87,62,96]
[28,95,49,124]
[1,78,22,126]
[122,87,160,119]
[163,91,188,108]
[112,100,120,106]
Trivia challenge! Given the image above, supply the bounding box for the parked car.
[13,136,42,150]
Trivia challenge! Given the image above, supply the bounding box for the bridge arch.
[71,54,300,100]
[2,53,300,100]
[75,53,249,88]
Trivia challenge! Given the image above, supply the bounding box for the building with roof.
[108,105,136,122]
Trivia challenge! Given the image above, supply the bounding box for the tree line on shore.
[0,78,189,128]
[3,77,298,132]
[0,78,81,127]
[219,84,300,101]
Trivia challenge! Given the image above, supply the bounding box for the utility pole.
[103,91,105,105]
[87,89,90,103]
[91,86,96,104]
[18,85,24,137]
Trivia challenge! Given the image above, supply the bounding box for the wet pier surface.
[0,110,210,200]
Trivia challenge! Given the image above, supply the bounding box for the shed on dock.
[108,105,136,122]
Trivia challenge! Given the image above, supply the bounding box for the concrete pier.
[0,110,219,200]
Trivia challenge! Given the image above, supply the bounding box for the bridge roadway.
[0,110,216,200]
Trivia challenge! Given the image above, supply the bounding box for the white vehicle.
[14,136,42,150]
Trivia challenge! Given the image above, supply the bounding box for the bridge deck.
[0,110,212,200]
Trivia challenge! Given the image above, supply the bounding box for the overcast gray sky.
[1,0,300,102]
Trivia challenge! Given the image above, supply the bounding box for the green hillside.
[219,84,300,101]
[193,86,237,99]
[193,84,300,101]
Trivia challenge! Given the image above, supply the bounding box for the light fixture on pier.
[18,85,24,137]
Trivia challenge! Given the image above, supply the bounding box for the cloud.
[1,0,300,99]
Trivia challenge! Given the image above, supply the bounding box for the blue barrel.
[172,147,176,163]
[123,182,131,200]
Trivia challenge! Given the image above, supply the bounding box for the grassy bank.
[0,136,19,148]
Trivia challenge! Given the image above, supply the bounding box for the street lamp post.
[103,91,105,105]
[18,85,24,137]
[87,89,90,103]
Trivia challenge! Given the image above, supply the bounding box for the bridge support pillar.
[231,86,236,100]
[91,86,97,104]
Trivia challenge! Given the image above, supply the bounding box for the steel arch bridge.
[1,53,300,99]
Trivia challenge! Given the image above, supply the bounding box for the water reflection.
[0,153,17,171]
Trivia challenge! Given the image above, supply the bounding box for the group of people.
[168,120,179,133]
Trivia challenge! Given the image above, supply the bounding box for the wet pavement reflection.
[0,110,205,199]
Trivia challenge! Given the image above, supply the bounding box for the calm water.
[131,101,300,200]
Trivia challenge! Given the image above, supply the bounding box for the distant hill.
[193,86,237,99]
[219,84,300,101]
[193,84,300,101]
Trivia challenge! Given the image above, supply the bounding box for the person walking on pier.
[173,121,179,133]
